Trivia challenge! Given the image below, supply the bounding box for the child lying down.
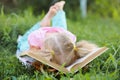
[16,1,98,67]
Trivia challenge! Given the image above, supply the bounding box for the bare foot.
[40,1,65,27]
[54,1,65,10]
[47,1,65,18]
[40,5,59,27]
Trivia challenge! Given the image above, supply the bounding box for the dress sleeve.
[28,30,43,49]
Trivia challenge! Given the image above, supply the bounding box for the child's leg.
[17,4,57,52]
[17,1,66,52]
[52,1,67,30]
[17,3,57,52]
[17,4,58,52]
[52,10,67,30]
[40,2,61,27]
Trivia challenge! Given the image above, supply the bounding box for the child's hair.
[42,33,98,67]
[43,33,77,66]
[75,40,98,57]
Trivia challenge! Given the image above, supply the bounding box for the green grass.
[0,9,120,80]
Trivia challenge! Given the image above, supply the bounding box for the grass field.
[0,10,120,80]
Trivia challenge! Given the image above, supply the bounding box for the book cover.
[20,47,108,73]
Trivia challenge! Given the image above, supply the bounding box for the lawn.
[0,10,120,80]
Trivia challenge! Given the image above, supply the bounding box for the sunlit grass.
[0,9,120,80]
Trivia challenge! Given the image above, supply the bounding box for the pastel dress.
[16,10,76,65]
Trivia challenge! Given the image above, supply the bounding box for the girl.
[17,1,98,67]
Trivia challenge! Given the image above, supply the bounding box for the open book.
[20,47,108,73]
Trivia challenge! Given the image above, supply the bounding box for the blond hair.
[42,33,98,67]
[75,40,98,57]
[43,33,77,66]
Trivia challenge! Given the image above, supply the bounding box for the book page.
[66,47,108,71]
[20,47,108,73]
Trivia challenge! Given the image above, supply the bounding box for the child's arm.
[29,45,40,51]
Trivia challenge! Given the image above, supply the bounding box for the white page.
[66,48,100,71]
